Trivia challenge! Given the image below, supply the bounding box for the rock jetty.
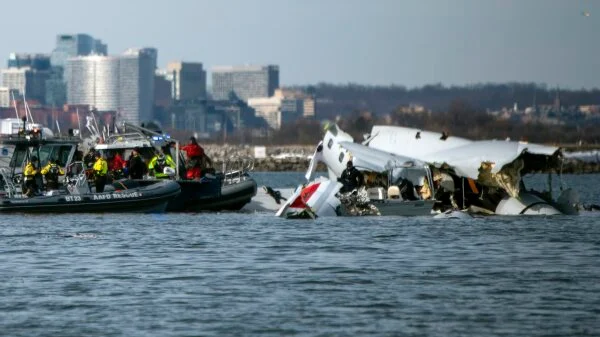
[204,144,323,172]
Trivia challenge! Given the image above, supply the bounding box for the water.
[1,173,600,337]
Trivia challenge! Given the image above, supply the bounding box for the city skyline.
[0,0,598,89]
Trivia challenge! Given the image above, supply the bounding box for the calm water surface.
[1,173,599,337]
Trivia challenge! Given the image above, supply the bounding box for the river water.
[1,173,599,336]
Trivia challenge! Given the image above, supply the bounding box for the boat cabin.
[0,133,81,196]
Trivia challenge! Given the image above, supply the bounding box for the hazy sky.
[1,0,598,88]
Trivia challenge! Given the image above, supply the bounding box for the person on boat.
[92,152,108,193]
[23,155,40,197]
[398,178,419,201]
[148,149,176,179]
[41,158,65,190]
[181,136,204,161]
[127,147,145,180]
[185,166,202,180]
[181,136,213,175]
[109,151,126,179]
[338,160,364,193]
[83,149,96,169]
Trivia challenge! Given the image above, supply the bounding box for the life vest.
[93,158,108,176]
[24,163,37,180]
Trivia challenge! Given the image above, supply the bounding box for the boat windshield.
[10,144,77,169]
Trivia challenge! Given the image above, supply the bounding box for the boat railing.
[65,161,91,194]
[0,167,19,198]
[221,156,255,185]
[105,132,152,145]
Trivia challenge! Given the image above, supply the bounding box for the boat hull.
[0,180,181,213]
[166,178,257,212]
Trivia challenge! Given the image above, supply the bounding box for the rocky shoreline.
[205,144,318,172]
[203,144,600,173]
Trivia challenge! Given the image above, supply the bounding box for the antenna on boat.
[55,120,61,136]
[21,90,34,124]
[10,91,19,120]
[90,108,102,141]
[76,108,83,140]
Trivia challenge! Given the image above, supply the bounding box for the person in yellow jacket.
[148,150,176,179]
[92,152,108,193]
[23,155,39,197]
[40,159,65,190]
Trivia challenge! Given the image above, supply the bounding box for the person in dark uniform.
[128,147,145,179]
[338,160,364,193]
[41,158,65,190]
[83,149,96,169]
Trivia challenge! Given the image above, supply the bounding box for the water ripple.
[1,187,600,336]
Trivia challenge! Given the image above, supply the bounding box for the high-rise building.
[51,34,108,68]
[154,69,172,108]
[0,67,49,104]
[211,65,279,101]
[45,67,67,107]
[7,53,51,70]
[119,48,156,124]
[1,53,51,104]
[47,34,108,107]
[0,87,16,108]
[65,48,156,125]
[65,55,120,112]
[167,61,206,101]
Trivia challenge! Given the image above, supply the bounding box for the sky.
[1,0,599,89]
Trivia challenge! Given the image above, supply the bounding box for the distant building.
[246,89,315,129]
[65,48,156,125]
[165,99,267,136]
[65,55,120,112]
[211,65,279,101]
[45,67,67,107]
[1,53,52,104]
[248,97,283,129]
[303,97,316,118]
[396,103,428,114]
[47,34,108,107]
[119,48,157,125]
[7,53,51,70]
[167,61,206,101]
[275,88,316,118]
[154,69,172,108]
[0,87,18,108]
[51,34,108,68]
[0,67,49,104]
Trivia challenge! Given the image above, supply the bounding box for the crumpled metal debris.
[337,187,380,216]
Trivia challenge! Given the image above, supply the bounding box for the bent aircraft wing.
[421,140,561,180]
[339,141,427,173]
